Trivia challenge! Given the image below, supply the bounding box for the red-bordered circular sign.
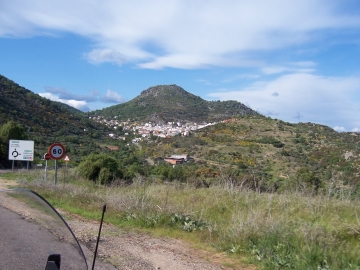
[44,153,51,161]
[48,143,66,160]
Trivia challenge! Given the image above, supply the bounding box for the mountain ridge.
[90,84,259,123]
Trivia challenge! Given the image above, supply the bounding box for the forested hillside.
[0,74,112,165]
[0,74,101,134]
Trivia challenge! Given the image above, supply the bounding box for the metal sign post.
[45,160,48,181]
[64,155,70,169]
[63,155,70,183]
[54,160,57,185]
[48,143,66,186]
[44,153,51,182]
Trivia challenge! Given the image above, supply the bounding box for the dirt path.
[65,212,241,270]
[0,179,17,189]
[63,210,256,270]
[0,177,255,270]
[0,173,18,190]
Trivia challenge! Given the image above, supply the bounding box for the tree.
[0,121,28,168]
[168,165,185,181]
[77,153,120,184]
[0,121,28,142]
[296,167,322,194]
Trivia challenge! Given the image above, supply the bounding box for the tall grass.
[7,169,360,269]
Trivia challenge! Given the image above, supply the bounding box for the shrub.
[256,136,284,148]
[77,153,120,184]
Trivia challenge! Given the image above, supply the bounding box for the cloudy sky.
[0,1,360,131]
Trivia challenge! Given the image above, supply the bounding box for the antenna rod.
[91,204,107,270]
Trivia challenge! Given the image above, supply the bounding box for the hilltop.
[89,84,259,123]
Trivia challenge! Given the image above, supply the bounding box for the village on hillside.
[90,116,221,141]
[90,116,231,165]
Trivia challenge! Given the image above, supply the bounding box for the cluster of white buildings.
[90,116,217,141]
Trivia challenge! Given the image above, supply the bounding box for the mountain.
[89,84,259,123]
[0,74,88,132]
[0,74,111,164]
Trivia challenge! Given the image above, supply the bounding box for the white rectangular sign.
[8,140,34,161]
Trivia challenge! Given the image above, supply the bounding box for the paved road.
[0,206,88,270]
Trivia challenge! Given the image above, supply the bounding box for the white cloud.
[1,1,359,69]
[208,73,360,130]
[334,126,347,132]
[100,90,124,103]
[44,86,98,102]
[39,93,90,111]
[261,61,317,75]
[85,49,127,66]
[38,93,56,100]
[333,126,360,133]
[40,87,124,108]
[2,0,360,130]
[66,100,90,111]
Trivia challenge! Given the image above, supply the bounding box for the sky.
[0,1,360,132]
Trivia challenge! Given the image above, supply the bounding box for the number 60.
[53,148,62,155]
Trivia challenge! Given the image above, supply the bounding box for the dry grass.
[7,169,360,269]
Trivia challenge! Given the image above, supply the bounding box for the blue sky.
[0,1,360,132]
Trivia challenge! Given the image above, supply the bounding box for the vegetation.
[5,170,360,270]
[135,117,360,197]
[77,153,120,184]
[2,74,360,269]
[0,121,28,168]
[89,84,259,123]
[0,74,113,167]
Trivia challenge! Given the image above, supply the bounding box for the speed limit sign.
[48,143,66,160]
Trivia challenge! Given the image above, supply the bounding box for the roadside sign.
[44,153,51,161]
[8,140,34,161]
[64,155,70,162]
[48,143,66,160]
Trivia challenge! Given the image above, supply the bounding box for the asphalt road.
[0,206,88,270]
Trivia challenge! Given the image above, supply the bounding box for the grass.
[4,169,360,269]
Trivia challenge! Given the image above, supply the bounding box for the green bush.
[98,167,113,185]
[256,136,284,148]
[77,153,120,184]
